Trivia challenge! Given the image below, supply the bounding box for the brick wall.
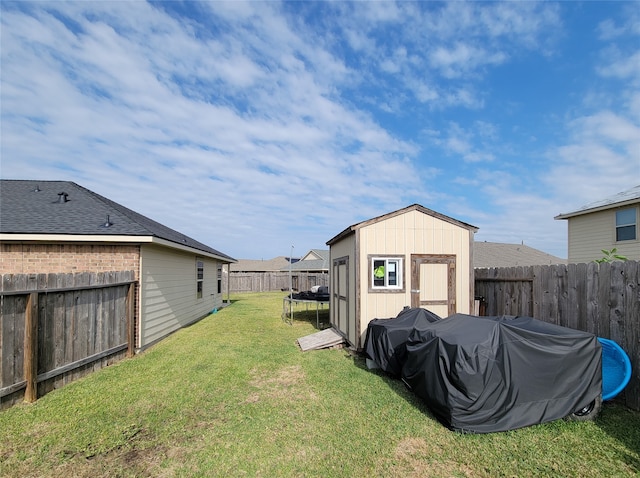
[0,243,140,277]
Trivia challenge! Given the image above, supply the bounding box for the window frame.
[368,255,405,293]
[615,207,637,242]
[196,259,204,299]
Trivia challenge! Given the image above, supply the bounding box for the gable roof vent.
[57,192,69,203]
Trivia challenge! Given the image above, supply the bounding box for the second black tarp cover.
[364,307,441,377]
[401,314,602,433]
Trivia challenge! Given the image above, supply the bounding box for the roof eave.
[555,197,640,220]
[326,226,356,246]
[0,233,236,263]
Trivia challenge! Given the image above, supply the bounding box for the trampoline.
[598,337,632,401]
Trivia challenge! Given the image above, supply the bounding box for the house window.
[370,257,403,290]
[616,208,637,241]
[196,259,204,299]
[217,264,222,294]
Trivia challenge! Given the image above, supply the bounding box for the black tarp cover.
[402,314,602,433]
[363,308,441,377]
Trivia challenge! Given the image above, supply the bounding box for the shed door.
[331,256,349,341]
[411,254,456,317]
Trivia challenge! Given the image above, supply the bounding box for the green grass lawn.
[1,291,638,477]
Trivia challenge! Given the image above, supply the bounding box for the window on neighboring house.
[217,264,222,294]
[196,259,204,299]
[616,208,637,241]
[370,256,403,290]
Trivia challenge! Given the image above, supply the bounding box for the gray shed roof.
[0,180,235,262]
[285,249,329,272]
[555,185,640,219]
[474,242,566,268]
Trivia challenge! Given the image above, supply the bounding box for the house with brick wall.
[0,179,235,350]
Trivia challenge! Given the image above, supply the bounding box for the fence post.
[126,283,135,358]
[24,292,39,403]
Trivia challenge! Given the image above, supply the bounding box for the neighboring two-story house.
[555,185,640,263]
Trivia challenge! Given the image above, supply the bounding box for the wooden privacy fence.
[475,261,639,411]
[1,271,137,410]
[229,272,328,293]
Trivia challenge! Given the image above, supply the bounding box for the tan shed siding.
[139,244,221,348]
[329,235,357,346]
[567,205,640,263]
[357,210,473,347]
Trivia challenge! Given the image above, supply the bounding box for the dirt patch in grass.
[48,427,188,478]
[386,437,477,478]
[52,445,179,478]
[246,365,317,403]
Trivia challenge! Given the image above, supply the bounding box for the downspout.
[225,263,230,304]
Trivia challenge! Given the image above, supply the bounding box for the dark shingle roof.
[284,249,329,272]
[230,256,295,272]
[474,242,566,268]
[0,180,235,262]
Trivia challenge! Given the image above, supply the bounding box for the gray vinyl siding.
[567,205,640,263]
[139,244,222,348]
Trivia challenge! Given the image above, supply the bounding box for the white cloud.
[597,6,640,40]
[1,1,636,261]
[429,43,507,79]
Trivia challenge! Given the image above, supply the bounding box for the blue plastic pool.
[598,337,632,401]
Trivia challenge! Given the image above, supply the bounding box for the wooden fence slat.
[586,261,600,337]
[127,283,136,357]
[53,291,66,390]
[23,292,38,403]
[522,266,534,316]
[574,263,587,331]
[608,262,624,345]
[624,261,640,410]
[599,262,612,338]
[1,294,12,389]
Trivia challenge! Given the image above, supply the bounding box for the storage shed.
[326,204,478,349]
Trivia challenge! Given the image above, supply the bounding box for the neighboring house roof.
[555,185,640,219]
[0,180,235,262]
[284,249,329,272]
[474,242,566,268]
[230,256,297,272]
[326,204,479,245]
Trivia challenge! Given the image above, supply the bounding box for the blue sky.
[2,1,639,260]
